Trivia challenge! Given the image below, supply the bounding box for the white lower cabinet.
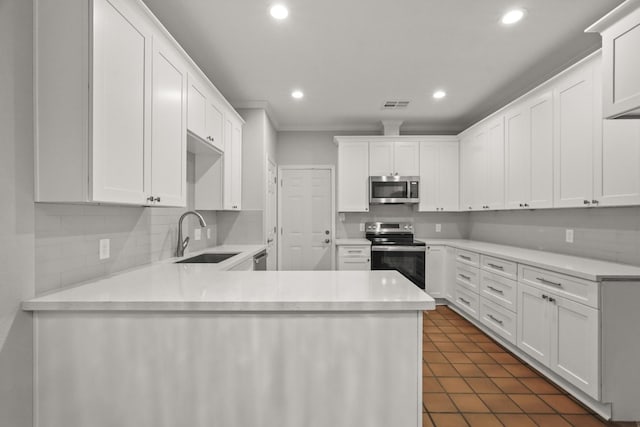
[229,257,254,271]
[425,246,445,297]
[454,284,479,319]
[337,245,371,271]
[479,298,517,345]
[517,281,599,398]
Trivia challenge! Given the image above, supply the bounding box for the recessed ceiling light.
[501,8,525,25]
[291,90,304,99]
[270,4,289,20]
[433,90,447,100]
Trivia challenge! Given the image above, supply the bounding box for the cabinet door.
[485,118,505,210]
[594,120,640,206]
[554,63,596,207]
[529,92,554,208]
[92,0,152,204]
[369,141,394,176]
[549,296,600,399]
[338,142,370,212]
[187,75,207,140]
[439,142,460,211]
[517,282,551,366]
[394,141,420,176]
[223,117,234,210]
[459,134,475,211]
[426,246,445,297]
[205,95,225,151]
[150,38,187,207]
[444,247,456,301]
[471,128,488,210]
[505,105,530,209]
[230,119,243,210]
[418,142,439,212]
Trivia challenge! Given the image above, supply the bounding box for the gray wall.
[277,131,339,166]
[35,154,218,293]
[0,0,35,424]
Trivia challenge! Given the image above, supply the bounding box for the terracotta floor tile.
[478,363,513,378]
[449,393,491,413]
[465,378,502,394]
[423,393,458,413]
[423,377,445,392]
[433,319,453,327]
[449,319,472,327]
[503,364,540,378]
[430,333,453,342]
[452,363,485,377]
[465,352,495,363]
[438,378,473,394]
[529,414,572,426]
[520,377,563,394]
[509,394,555,413]
[540,395,589,414]
[491,377,531,394]
[457,325,480,334]
[477,341,505,352]
[443,352,472,364]
[455,342,484,353]
[496,414,538,427]
[467,333,493,343]
[430,413,470,427]
[448,333,471,343]
[463,413,503,427]
[423,364,435,377]
[562,414,608,427]
[423,414,435,427]
[488,352,521,364]
[439,326,460,334]
[430,363,460,377]
[424,351,449,363]
[477,394,522,413]
[434,341,460,352]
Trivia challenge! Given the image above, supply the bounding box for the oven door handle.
[372,246,426,252]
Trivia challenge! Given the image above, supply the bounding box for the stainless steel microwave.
[369,176,420,204]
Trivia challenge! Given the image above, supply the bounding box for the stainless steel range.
[365,222,426,290]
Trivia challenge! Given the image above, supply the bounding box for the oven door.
[371,246,426,289]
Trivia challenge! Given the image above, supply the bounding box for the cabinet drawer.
[481,255,517,280]
[338,257,370,271]
[519,265,599,308]
[480,270,517,312]
[455,249,480,267]
[455,263,479,293]
[229,257,254,271]
[454,284,479,319]
[480,298,517,345]
[338,245,370,257]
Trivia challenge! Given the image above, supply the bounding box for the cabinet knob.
[154,197,161,202]
[468,206,472,210]
[524,203,529,208]
[583,200,591,205]
[591,200,599,205]
[519,203,524,207]
[147,196,154,202]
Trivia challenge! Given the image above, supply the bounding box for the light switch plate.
[194,228,202,241]
[436,224,442,233]
[207,228,211,239]
[359,223,365,232]
[99,239,110,260]
[566,229,574,243]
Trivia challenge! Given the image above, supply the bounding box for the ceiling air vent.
[382,100,410,110]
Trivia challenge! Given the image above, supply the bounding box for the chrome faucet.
[176,211,207,258]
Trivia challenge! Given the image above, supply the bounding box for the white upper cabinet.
[553,60,598,208]
[187,74,225,152]
[419,139,459,212]
[150,36,187,207]
[223,116,243,210]
[485,118,505,210]
[505,92,553,209]
[369,141,419,176]
[337,140,370,212]
[587,3,640,118]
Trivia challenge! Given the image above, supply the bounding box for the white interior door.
[266,159,278,270]
[279,168,333,271]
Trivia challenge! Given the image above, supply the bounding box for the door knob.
[324,239,331,244]
[325,230,330,235]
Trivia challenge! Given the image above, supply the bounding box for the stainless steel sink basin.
[176,253,239,264]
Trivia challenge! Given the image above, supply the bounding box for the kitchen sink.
[176,253,239,264]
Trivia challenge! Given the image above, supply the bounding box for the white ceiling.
[142,0,622,133]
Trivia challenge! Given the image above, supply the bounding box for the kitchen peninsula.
[23,249,434,427]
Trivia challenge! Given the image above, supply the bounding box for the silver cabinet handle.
[458,274,471,280]
[487,286,504,294]
[591,200,599,205]
[487,263,504,270]
[153,197,161,202]
[536,277,562,287]
[583,200,591,205]
[146,196,154,202]
[459,297,471,305]
[519,203,524,207]
[267,238,274,243]
[488,314,503,325]
[460,255,471,261]
[542,294,549,300]
[548,297,556,304]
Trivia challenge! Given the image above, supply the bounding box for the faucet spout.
[176,211,207,258]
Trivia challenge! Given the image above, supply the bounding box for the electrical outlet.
[207,228,211,239]
[566,229,574,243]
[194,228,202,241]
[99,239,110,260]
[436,224,442,233]
[359,223,365,232]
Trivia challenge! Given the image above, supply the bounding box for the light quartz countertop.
[335,239,371,246]
[415,238,640,282]
[23,244,433,312]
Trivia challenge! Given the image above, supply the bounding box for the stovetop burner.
[365,222,424,246]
